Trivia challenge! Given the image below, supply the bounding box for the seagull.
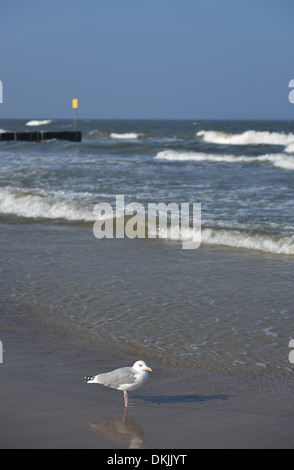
[85,360,152,407]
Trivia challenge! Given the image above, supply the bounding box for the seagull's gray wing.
[96,367,136,389]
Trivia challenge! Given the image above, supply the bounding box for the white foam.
[201,228,294,255]
[155,150,252,163]
[110,132,140,140]
[1,187,294,255]
[155,150,294,171]
[258,153,294,171]
[26,120,52,126]
[147,220,294,256]
[0,188,95,222]
[197,129,294,146]
[284,143,294,154]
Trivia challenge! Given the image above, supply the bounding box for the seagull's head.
[133,360,152,373]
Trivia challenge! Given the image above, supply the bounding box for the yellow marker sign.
[72,98,78,109]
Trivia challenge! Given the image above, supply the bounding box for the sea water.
[1,119,294,377]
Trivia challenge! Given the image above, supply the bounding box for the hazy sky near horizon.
[1,0,294,120]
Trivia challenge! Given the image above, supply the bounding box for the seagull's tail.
[85,375,96,383]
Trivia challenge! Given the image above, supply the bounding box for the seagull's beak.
[145,366,152,372]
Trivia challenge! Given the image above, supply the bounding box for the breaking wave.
[110,132,144,140]
[284,143,294,154]
[1,186,293,256]
[26,120,53,126]
[201,227,294,256]
[197,129,294,146]
[88,130,147,140]
[0,187,95,222]
[155,150,294,171]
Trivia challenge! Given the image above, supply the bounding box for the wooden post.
[72,98,78,131]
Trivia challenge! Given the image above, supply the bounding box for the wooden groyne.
[0,131,82,142]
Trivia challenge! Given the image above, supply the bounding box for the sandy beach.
[1,218,294,449]
[1,321,294,450]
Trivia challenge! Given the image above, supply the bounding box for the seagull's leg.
[124,391,129,407]
[122,406,128,422]
[124,391,135,407]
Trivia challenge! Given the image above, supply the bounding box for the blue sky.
[1,0,294,120]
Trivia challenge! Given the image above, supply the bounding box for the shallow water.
[1,221,293,378]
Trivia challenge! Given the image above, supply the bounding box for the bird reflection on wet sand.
[88,408,145,449]
[87,393,228,447]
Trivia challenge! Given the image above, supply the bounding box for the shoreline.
[1,220,294,377]
[1,220,294,448]
[1,324,294,449]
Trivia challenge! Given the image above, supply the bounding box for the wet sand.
[1,325,294,449]
[1,221,294,449]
